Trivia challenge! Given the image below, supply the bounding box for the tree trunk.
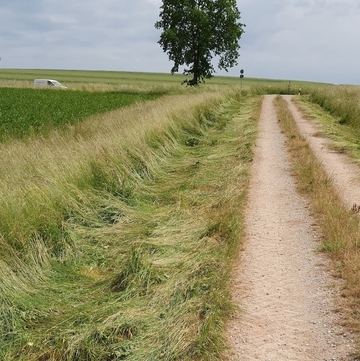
[190,51,200,86]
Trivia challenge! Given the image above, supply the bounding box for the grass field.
[0,88,160,141]
[0,68,324,92]
[1,68,360,360]
[0,69,260,360]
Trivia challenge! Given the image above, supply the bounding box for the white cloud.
[238,0,360,83]
[144,0,162,6]
[0,0,359,84]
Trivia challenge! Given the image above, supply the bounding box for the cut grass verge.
[275,95,360,356]
[0,91,258,360]
[295,95,360,167]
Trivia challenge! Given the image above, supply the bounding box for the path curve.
[226,95,355,360]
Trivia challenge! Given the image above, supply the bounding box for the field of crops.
[0,88,160,141]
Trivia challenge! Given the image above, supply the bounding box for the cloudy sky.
[0,0,359,85]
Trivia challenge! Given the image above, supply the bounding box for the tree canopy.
[155,0,245,86]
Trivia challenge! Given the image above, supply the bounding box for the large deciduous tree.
[155,0,245,86]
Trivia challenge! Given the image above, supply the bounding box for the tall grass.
[307,85,360,128]
[294,85,360,168]
[0,88,258,360]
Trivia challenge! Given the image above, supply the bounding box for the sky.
[0,0,359,85]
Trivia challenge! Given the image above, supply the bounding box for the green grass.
[0,85,259,360]
[295,85,360,165]
[306,85,360,128]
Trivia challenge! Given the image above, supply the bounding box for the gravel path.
[226,95,356,360]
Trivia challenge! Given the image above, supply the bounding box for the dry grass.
[0,77,183,94]
[0,92,221,233]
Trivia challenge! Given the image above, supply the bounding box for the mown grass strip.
[0,91,258,360]
[275,95,360,356]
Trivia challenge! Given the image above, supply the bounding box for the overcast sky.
[1,0,359,85]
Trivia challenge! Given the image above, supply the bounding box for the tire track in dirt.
[283,95,360,209]
[226,95,355,360]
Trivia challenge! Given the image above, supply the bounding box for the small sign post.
[240,69,244,89]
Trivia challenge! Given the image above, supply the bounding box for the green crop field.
[0,87,160,141]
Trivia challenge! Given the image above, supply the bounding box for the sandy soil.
[225,95,358,360]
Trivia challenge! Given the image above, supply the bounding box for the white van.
[34,79,67,89]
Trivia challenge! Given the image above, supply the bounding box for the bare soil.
[225,95,359,360]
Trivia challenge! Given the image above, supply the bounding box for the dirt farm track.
[226,95,360,361]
